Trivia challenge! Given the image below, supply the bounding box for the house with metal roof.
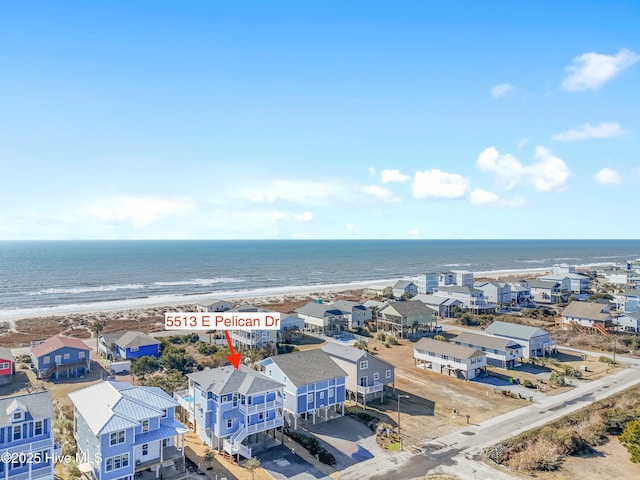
[258,349,347,430]
[392,280,418,299]
[520,279,568,304]
[614,311,640,333]
[473,281,512,306]
[69,380,188,480]
[30,336,91,380]
[378,301,435,338]
[332,300,372,328]
[194,299,232,312]
[433,285,496,313]
[411,294,462,318]
[451,332,522,369]
[175,365,284,458]
[295,301,348,334]
[0,347,14,385]
[99,331,160,360]
[560,301,613,333]
[0,390,55,480]
[322,343,395,408]
[413,338,487,380]
[485,321,556,358]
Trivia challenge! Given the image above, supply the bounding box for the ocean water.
[0,240,638,317]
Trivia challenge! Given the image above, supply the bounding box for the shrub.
[376,332,387,342]
[599,355,615,364]
[522,379,534,388]
[197,343,218,355]
[386,336,399,346]
[549,372,566,387]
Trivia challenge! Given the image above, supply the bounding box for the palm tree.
[92,321,105,354]
[202,448,215,471]
[245,457,261,480]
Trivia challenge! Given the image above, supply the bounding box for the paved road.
[335,350,640,480]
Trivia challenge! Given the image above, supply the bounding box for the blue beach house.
[0,391,55,480]
[30,335,91,380]
[99,331,160,360]
[175,365,284,458]
[258,349,347,430]
[69,380,188,480]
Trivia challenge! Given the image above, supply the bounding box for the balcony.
[135,446,183,472]
[173,389,196,413]
[239,399,278,415]
[357,381,384,395]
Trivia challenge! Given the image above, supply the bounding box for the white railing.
[239,399,278,414]
[357,381,384,395]
[223,438,252,458]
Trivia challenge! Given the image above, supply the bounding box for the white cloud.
[594,168,621,185]
[345,223,354,230]
[476,146,570,192]
[408,228,420,236]
[517,138,528,149]
[491,83,515,98]
[294,211,313,222]
[82,197,194,227]
[239,180,345,205]
[562,48,640,91]
[290,232,306,238]
[380,169,410,183]
[363,185,401,203]
[552,122,625,142]
[469,189,499,206]
[412,169,469,199]
[369,167,376,176]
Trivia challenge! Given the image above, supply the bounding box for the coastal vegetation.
[483,385,640,471]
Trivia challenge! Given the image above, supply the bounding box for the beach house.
[614,312,640,333]
[0,348,14,385]
[0,391,55,480]
[433,285,495,314]
[521,280,568,304]
[175,365,284,458]
[485,321,556,359]
[195,299,232,312]
[539,265,591,295]
[30,336,91,380]
[258,349,347,430]
[416,273,439,294]
[99,331,160,360]
[450,332,522,369]
[322,343,395,408]
[438,270,474,288]
[295,302,347,334]
[378,301,435,338]
[560,301,613,333]
[473,281,512,307]
[392,280,418,299]
[411,294,462,318]
[69,380,188,480]
[413,338,487,380]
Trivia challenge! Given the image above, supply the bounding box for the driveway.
[260,445,329,480]
[302,416,380,470]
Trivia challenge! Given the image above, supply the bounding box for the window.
[283,392,287,401]
[78,352,85,359]
[328,388,334,398]
[307,393,313,403]
[35,420,43,436]
[373,373,379,381]
[258,412,264,420]
[13,424,22,441]
[222,395,229,402]
[105,453,129,472]
[442,355,448,361]
[13,411,22,421]
[359,361,368,370]
[268,369,272,377]
[386,370,392,379]
[226,419,233,429]
[63,353,70,360]
[130,346,139,352]
[43,356,50,364]
[142,444,148,456]
[0,362,8,370]
[319,391,325,399]
[162,409,168,418]
[110,430,125,446]
[142,420,149,433]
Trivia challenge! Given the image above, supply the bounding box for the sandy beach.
[0,269,553,348]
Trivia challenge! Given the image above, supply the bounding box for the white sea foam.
[153,278,246,286]
[29,284,147,295]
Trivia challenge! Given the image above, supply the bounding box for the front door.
[359,377,367,387]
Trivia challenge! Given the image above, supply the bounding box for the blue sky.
[1,1,639,240]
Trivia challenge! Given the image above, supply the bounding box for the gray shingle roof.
[295,302,345,318]
[393,280,415,289]
[332,300,367,312]
[414,338,485,360]
[485,321,549,340]
[562,301,611,321]
[452,332,521,351]
[526,280,560,289]
[266,350,347,387]
[114,331,160,349]
[435,285,483,295]
[0,391,53,427]
[322,343,394,368]
[187,365,284,396]
[381,300,432,317]
[0,347,14,362]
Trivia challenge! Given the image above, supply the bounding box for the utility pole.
[397,394,409,451]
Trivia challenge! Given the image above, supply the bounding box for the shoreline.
[0,267,558,324]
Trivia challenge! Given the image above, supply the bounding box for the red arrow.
[224,331,241,369]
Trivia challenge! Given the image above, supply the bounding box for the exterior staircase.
[592,323,611,336]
